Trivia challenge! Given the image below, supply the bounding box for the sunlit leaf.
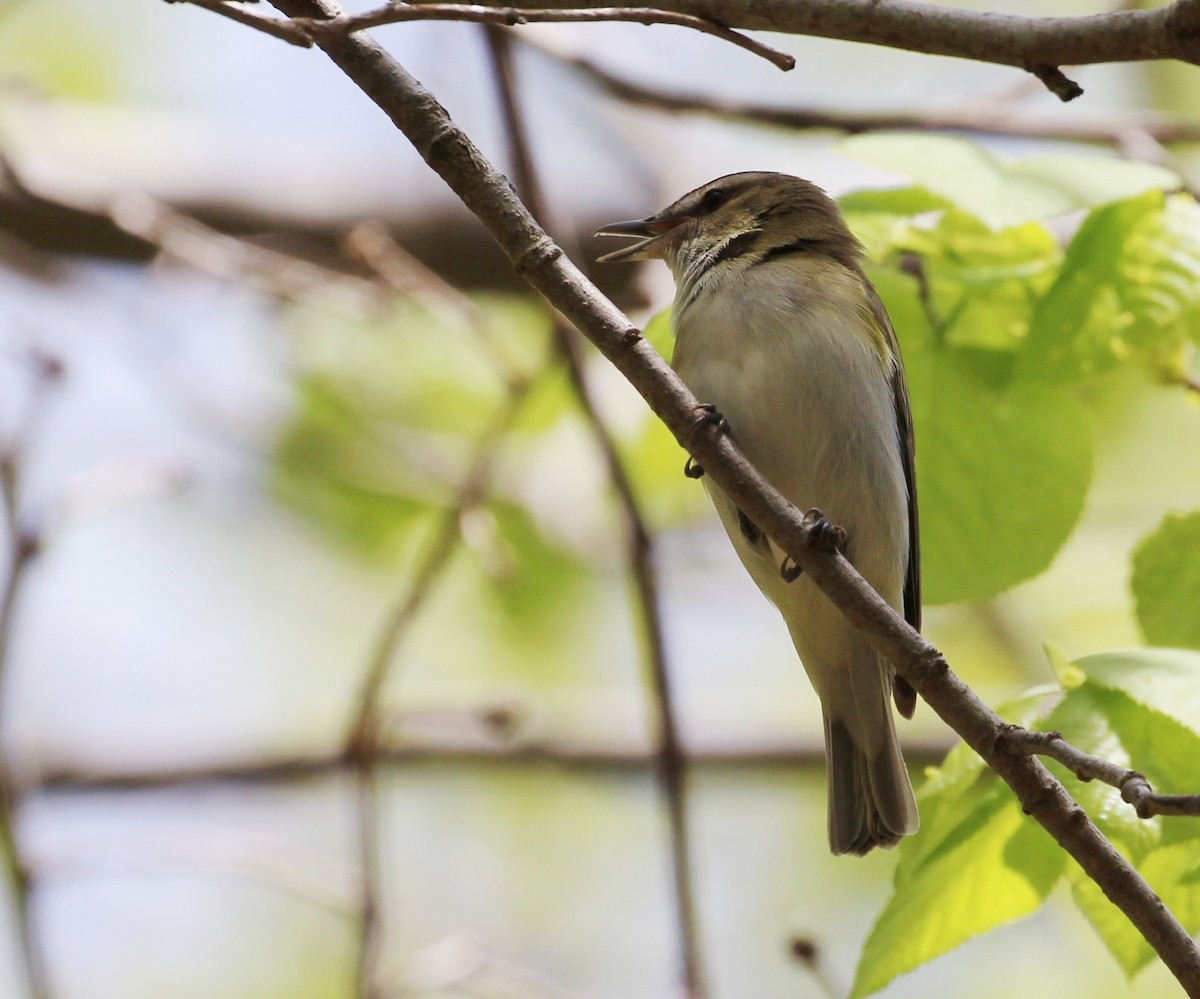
[840,134,1179,230]
[1131,511,1200,650]
[1021,193,1200,380]
[853,790,1062,997]
[1077,648,1200,748]
[854,690,1062,996]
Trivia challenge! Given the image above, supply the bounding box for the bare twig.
[300,4,795,71]
[1004,728,1200,819]
[1026,62,1084,101]
[255,3,1200,990]
[164,0,314,45]
[483,26,706,997]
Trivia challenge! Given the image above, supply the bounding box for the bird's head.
[596,172,862,284]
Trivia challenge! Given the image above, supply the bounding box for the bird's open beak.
[595,215,689,262]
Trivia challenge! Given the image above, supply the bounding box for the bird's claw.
[780,556,802,582]
[804,508,848,552]
[682,403,730,479]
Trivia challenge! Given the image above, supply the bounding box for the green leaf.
[893,271,1094,603]
[840,134,1179,230]
[854,689,1062,996]
[482,501,588,629]
[905,210,1061,356]
[272,377,437,556]
[853,790,1062,997]
[1077,648,1200,747]
[1131,511,1200,650]
[1021,193,1200,381]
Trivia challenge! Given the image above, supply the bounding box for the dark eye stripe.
[711,230,760,265]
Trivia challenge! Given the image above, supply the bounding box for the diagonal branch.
[245,2,1200,990]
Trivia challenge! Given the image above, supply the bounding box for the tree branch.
[1005,727,1200,819]
[518,32,1200,148]
[299,4,796,71]
[476,0,1200,98]
[244,2,1200,990]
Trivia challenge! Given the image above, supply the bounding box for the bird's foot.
[683,403,730,479]
[804,508,848,552]
[736,508,762,544]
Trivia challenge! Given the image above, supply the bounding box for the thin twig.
[1004,728,1200,819]
[299,4,795,71]
[164,0,314,45]
[258,3,1200,989]
[484,25,706,997]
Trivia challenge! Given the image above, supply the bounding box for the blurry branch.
[0,353,63,999]
[108,192,386,311]
[245,1,1200,991]
[518,32,1200,151]
[392,935,588,999]
[35,730,956,793]
[338,258,546,996]
[483,26,705,997]
[1,149,385,311]
[787,937,842,999]
[343,220,528,386]
[1005,728,1200,818]
[468,0,1200,100]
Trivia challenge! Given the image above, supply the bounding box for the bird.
[597,172,920,855]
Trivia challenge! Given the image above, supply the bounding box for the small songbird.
[597,172,920,855]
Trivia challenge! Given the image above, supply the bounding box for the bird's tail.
[824,699,918,856]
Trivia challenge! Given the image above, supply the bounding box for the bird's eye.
[700,188,729,213]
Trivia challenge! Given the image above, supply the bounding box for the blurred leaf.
[840,134,1179,230]
[1021,193,1200,381]
[275,295,551,555]
[0,5,119,101]
[1131,511,1200,650]
[273,377,439,556]
[480,501,588,629]
[643,307,674,356]
[842,187,952,259]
